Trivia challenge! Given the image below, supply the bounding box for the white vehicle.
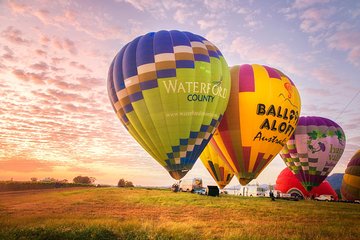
[315,195,334,201]
[179,178,202,192]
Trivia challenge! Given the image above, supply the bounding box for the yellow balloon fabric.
[200,139,235,189]
[212,64,301,185]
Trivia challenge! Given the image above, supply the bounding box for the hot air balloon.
[280,116,346,191]
[275,167,338,200]
[341,150,360,201]
[200,139,235,189]
[107,30,231,180]
[212,64,301,185]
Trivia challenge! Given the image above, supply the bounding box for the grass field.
[0,187,359,240]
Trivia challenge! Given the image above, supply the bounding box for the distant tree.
[118,178,126,187]
[125,181,134,187]
[73,176,95,184]
[30,177,38,182]
[41,177,58,182]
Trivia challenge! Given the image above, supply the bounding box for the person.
[269,190,275,201]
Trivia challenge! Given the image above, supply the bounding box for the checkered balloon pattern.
[280,116,346,191]
[107,30,230,180]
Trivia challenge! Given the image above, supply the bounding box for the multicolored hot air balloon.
[200,139,235,189]
[341,150,360,201]
[107,30,231,180]
[212,64,301,185]
[280,116,346,191]
[275,167,338,200]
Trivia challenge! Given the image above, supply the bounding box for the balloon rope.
[335,89,360,121]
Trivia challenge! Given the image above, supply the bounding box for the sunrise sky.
[0,0,359,187]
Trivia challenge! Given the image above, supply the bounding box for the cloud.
[7,1,28,14]
[53,37,77,55]
[311,66,341,85]
[30,61,49,71]
[35,49,47,57]
[7,1,125,41]
[238,8,263,30]
[174,9,194,24]
[0,158,55,172]
[47,89,89,103]
[51,57,67,65]
[327,31,360,66]
[69,61,92,72]
[2,46,17,61]
[205,28,228,46]
[12,69,47,84]
[1,26,30,45]
[197,19,217,30]
[301,87,330,96]
[299,7,336,33]
[229,36,302,76]
[292,0,330,9]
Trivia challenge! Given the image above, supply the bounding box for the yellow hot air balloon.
[212,64,301,185]
[200,139,235,189]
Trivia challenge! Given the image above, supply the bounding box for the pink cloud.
[33,8,51,24]
[47,88,88,103]
[7,1,28,14]
[62,103,90,112]
[51,57,67,65]
[311,67,340,84]
[76,76,103,88]
[35,49,47,57]
[229,36,302,76]
[12,69,47,84]
[327,31,360,66]
[31,90,58,102]
[30,61,49,71]
[302,87,330,96]
[2,46,17,61]
[299,7,336,33]
[53,37,77,55]
[1,26,30,45]
[69,61,92,72]
[292,0,330,9]
[47,77,91,91]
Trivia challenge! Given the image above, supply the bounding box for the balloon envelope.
[212,64,301,185]
[341,150,360,201]
[275,167,338,200]
[200,139,235,189]
[107,30,231,180]
[280,116,346,191]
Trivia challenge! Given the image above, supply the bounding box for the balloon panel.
[213,64,301,185]
[107,30,231,180]
[280,116,346,191]
[341,150,360,201]
[200,139,235,189]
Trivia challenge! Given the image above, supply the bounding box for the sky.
[0,0,359,187]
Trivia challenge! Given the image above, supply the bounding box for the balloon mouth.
[239,178,252,186]
[169,170,189,180]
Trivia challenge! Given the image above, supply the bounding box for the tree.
[30,177,38,182]
[118,178,126,187]
[73,176,95,184]
[125,181,134,187]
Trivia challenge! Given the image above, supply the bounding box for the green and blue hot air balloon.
[107,30,230,180]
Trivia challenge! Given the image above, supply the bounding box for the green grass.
[0,187,359,239]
